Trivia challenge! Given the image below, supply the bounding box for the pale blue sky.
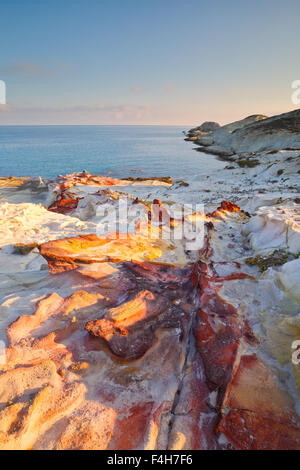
[0,0,299,125]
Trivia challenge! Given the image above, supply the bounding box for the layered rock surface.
[0,133,300,449]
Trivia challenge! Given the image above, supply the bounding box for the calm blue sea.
[0,125,223,180]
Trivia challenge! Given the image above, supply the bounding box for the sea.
[0,125,225,180]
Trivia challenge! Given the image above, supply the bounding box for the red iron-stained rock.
[48,193,81,214]
[48,171,128,215]
[194,261,256,395]
[0,260,196,449]
[108,401,157,450]
[195,308,240,392]
[217,354,300,449]
[85,284,193,360]
[55,171,123,191]
[85,290,167,359]
[2,183,300,450]
[150,199,174,226]
[125,260,196,287]
[207,200,250,219]
[219,201,241,213]
[168,352,219,450]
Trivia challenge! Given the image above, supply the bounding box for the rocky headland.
[0,109,300,449]
[185,108,300,157]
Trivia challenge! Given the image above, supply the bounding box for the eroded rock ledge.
[0,169,300,449]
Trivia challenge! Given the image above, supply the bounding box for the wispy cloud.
[0,103,153,124]
[0,61,68,77]
[131,84,178,93]
[0,104,151,113]
[164,82,177,92]
[130,87,143,94]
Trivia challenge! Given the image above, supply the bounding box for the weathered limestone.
[0,160,299,449]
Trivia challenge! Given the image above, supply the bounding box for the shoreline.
[0,113,300,449]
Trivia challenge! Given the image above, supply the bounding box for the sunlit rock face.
[39,234,172,273]
[0,260,196,450]
[0,170,300,450]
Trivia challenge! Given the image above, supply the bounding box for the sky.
[0,0,300,126]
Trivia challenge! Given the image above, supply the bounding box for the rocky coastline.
[0,110,300,449]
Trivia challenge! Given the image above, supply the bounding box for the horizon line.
[0,123,193,127]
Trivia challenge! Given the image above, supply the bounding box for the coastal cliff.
[186,108,300,157]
